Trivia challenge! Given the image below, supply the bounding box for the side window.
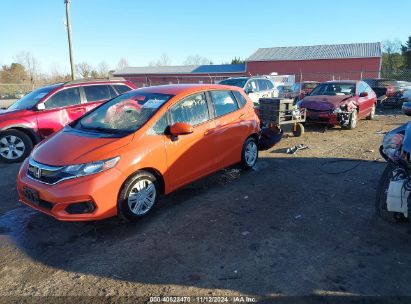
[257,79,268,91]
[232,90,247,108]
[114,85,132,94]
[151,114,169,135]
[365,83,373,94]
[45,87,81,109]
[84,85,114,102]
[266,80,274,89]
[170,93,209,126]
[210,90,239,117]
[245,80,257,92]
[358,82,366,95]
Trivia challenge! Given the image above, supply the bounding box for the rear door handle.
[204,129,211,135]
[239,114,245,119]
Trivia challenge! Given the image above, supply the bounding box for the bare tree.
[116,58,129,71]
[149,53,171,67]
[382,39,402,74]
[15,51,40,88]
[75,62,94,78]
[183,55,212,65]
[97,61,110,78]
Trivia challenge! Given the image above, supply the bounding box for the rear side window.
[210,91,239,117]
[84,85,115,102]
[45,87,81,109]
[232,91,247,108]
[114,85,132,94]
[170,93,209,126]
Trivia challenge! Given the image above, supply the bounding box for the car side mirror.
[169,122,193,136]
[245,88,253,94]
[359,92,368,97]
[402,102,411,116]
[36,103,46,111]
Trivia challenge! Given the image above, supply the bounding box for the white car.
[219,77,278,104]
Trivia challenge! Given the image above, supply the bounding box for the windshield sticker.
[142,99,166,109]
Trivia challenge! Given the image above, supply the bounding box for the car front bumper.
[17,158,125,221]
[305,110,339,125]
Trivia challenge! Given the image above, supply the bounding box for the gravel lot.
[1,109,411,300]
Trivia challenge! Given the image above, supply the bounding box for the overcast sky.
[1,0,410,73]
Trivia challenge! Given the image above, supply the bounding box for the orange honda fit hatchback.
[17,84,260,221]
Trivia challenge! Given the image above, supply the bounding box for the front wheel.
[375,164,405,223]
[0,130,33,163]
[342,109,358,130]
[117,171,159,221]
[241,137,258,169]
[366,104,376,120]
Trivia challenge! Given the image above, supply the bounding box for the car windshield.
[219,78,248,88]
[302,83,319,89]
[75,91,173,134]
[7,84,61,111]
[309,83,355,96]
[279,86,292,92]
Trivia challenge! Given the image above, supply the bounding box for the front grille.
[27,159,73,185]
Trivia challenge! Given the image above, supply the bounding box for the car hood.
[300,95,352,111]
[0,108,25,118]
[31,128,134,166]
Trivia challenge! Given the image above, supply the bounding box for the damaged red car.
[297,80,377,129]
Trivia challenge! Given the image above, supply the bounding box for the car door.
[209,90,249,168]
[357,81,373,118]
[82,84,118,113]
[162,92,218,190]
[36,87,85,137]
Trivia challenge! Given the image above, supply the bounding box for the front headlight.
[333,108,343,114]
[63,156,120,178]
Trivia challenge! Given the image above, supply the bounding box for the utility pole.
[65,0,75,80]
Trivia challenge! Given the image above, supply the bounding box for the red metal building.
[114,42,382,86]
[246,42,382,81]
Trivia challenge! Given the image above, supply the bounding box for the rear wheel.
[375,164,405,223]
[0,130,33,163]
[241,137,258,169]
[292,123,305,137]
[117,171,158,221]
[366,104,376,120]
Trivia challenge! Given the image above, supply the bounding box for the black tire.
[292,123,305,137]
[241,137,258,170]
[375,164,405,223]
[366,104,376,120]
[117,171,159,222]
[342,109,358,130]
[0,129,33,163]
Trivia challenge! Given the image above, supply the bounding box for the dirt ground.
[1,109,411,301]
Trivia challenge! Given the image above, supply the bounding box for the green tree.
[230,57,244,64]
[401,36,411,69]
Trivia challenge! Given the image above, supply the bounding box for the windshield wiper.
[78,122,129,134]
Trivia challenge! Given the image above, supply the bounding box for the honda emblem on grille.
[34,167,42,179]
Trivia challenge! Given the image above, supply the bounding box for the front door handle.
[239,113,245,119]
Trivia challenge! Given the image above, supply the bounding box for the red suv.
[0,79,136,163]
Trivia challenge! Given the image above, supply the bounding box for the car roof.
[128,84,240,96]
[324,80,357,84]
[61,77,129,87]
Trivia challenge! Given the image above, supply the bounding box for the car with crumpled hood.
[297,80,377,129]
